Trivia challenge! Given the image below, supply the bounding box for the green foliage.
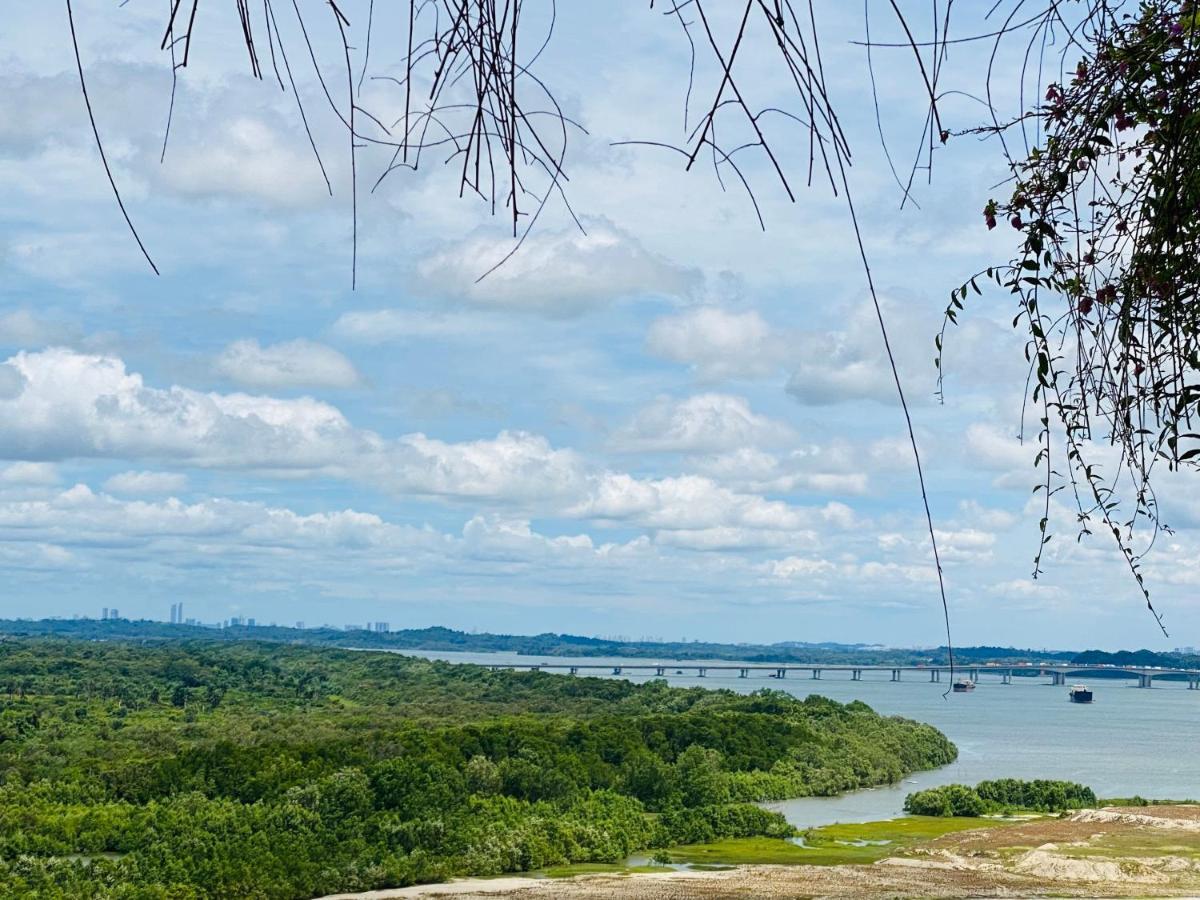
[943,1,1200,624]
[904,779,1097,817]
[0,638,956,897]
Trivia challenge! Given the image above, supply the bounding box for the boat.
[1069,684,1094,703]
[952,679,976,692]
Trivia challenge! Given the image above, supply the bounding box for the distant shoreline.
[2,617,1194,672]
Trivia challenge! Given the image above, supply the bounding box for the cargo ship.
[952,679,976,693]
[1068,684,1094,703]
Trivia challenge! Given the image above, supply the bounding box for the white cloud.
[573,473,817,533]
[657,526,817,551]
[419,221,700,316]
[0,485,664,587]
[0,349,850,544]
[784,298,927,406]
[958,499,1018,530]
[646,307,784,380]
[103,471,189,495]
[0,348,371,469]
[963,422,1035,489]
[612,393,793,453]
[770,556,837,579]
[215,339,360,389]
[689,446,869,496]
[386,431,588,503]
[0,362,25,399]
[0,462,58,486]
[160,117,334,208]
[0,309,78,347]
[331,309,503,343]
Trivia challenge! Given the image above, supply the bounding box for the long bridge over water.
[495,662,1200,689]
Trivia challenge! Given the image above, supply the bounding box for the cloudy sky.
[1,2,1197,648]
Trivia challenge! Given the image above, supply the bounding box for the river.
[398,649,1200,829]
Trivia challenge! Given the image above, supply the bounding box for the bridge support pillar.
[891,669,900,681]
[1189,676,1199,690]
[1003,670,1012,684]
[851,668,861,681]
[1139,673,1152,688]
[569,666,578,675]
[811,668,821,680]
[971,669,980,681]
[777,668,786,678]
[930,669,940,682]
[739,668,748,678]
[655,667,665,676]
[698,667,706,677]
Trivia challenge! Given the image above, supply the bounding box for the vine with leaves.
[940,1,1200,635]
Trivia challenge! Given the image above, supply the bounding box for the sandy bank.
[317,805,1200,899]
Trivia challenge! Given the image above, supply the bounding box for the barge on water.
[952,679,976,693]
[1069,684,1094,703]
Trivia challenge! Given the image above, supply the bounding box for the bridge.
[491,662,1200,689]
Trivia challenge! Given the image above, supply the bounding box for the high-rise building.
[247,618,256,627]
[372,622,390,633]
[109,609,119,620]
[169,603,177,624]
[102,607,108,620]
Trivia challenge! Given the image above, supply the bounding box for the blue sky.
[1,2,1197,648]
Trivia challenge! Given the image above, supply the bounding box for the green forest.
[0,638,956,898]
[904,779,1097,817]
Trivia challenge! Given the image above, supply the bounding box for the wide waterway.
[397,649,1200,829]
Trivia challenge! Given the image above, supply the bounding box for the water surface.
[397,649,1200,828]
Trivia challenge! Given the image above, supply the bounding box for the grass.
[539,863,672,879]
[661,816,1016,868]
[1063,832,1200,861]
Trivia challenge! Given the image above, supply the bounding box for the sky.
[1,1,1198,649]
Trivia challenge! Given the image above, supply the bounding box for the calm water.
[397,649,1200,829]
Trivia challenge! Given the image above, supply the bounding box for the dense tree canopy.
[0,638,955,897]
[905,779,1098,817]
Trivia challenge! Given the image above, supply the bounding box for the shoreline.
[316,805,1200,900]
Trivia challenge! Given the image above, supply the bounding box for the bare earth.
[320,805,1200,900]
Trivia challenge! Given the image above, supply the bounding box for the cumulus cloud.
[0,348,370,469]
[573,473,817,533]
[0,363,25,400]
[215,339,360,389]
[612,393,793,453]
[0,484,428,551]
[646,307,785,380]
[784,298,931,406]
[419,221,700,316]
[0,349,859,549]
[0,485,661,588]
[160,117,335,208]
[656,526,817,551]
[385,431,588,503]
[0,462,58,485]
[103,471,189,495]
[688,446,869,496]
